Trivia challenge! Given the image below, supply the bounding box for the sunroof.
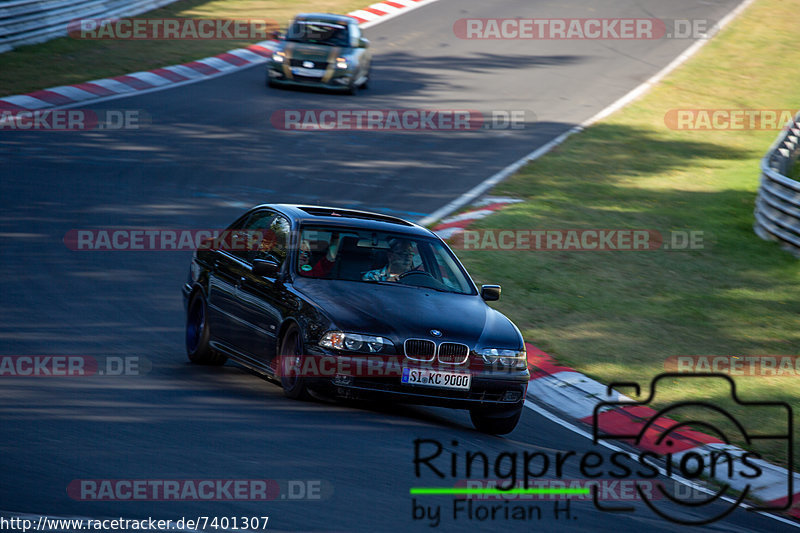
[298,207,413,226]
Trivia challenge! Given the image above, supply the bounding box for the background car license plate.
[291,67,324,77]
[401,368,471,390]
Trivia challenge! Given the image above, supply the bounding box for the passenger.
[299,236,339,277]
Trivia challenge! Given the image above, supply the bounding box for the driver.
[362,238,416,282]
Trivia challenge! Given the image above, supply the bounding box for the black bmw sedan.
[182,205,529,434]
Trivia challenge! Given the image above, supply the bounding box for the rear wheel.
[470,406,522,435]
[186,292,226,365]
[279,324,312,400]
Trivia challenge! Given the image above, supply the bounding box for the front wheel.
[279,324,312,400]
[186,292,227,365]
[470,406,522,435]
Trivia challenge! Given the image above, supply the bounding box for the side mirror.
[480,285,501,302]
[253,258,280,277]
[359,37,369,48]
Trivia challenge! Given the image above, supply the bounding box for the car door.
[206,210,273,354]
[228,212,290,361]
[205,215,256,350]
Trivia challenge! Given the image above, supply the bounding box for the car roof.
[253,204,436,237]
[293,13,357,25]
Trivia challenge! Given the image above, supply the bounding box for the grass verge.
[456,0,800,473]
[0,0,371,97]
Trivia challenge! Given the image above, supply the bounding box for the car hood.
[279,41,345,63]
[292,279,522,349]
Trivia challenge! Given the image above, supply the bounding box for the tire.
[279,324,312,400]
[186,292,227,365]
[360,69,370,90]
[346,81,359,96]
[469,406,522,435]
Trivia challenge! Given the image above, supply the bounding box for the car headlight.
[479,348,526,367]
[320,331,393,353]
[272,52,285,63]
[335,57,348,69]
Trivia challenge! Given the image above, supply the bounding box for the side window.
[229,210,274,260]
[252,215,291,267]
[430,245,470,293]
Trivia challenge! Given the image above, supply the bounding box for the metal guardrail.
[0,0,180,53]
[754,112,800,257]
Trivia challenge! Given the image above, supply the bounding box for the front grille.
[437,343,470,364]
[289,59,329,69]
[404,339,435,362]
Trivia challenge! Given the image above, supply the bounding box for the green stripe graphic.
[410,487,590,496]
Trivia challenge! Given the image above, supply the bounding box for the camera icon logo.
[592,372,793,525]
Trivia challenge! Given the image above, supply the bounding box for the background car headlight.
[272,52,285,63]
[479,348,526,367]
[335,57,348,69]
[320,331,393,353]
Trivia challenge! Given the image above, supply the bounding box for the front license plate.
[401,368,471,390]
[291,67,325,77]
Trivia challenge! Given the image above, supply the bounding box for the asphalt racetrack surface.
[2,0,795,530]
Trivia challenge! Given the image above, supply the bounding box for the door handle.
[236,276,246,289]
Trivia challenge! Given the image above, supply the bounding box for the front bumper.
[294,349,529,411]
[321,376,528,411]
[267,65,354,91]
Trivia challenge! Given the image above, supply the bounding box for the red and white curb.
[0,0,437,113]
[430,197,523,239]
[349,0,439,27]
[0,41,279,113]
[525,342,800,519]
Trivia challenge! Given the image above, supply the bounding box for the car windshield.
[296,226,475,295]
[285,21,350,47]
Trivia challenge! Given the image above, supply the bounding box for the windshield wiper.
[370,280,453,293]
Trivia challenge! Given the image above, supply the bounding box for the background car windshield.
[286,22,350,46]
[296,226,474,294]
